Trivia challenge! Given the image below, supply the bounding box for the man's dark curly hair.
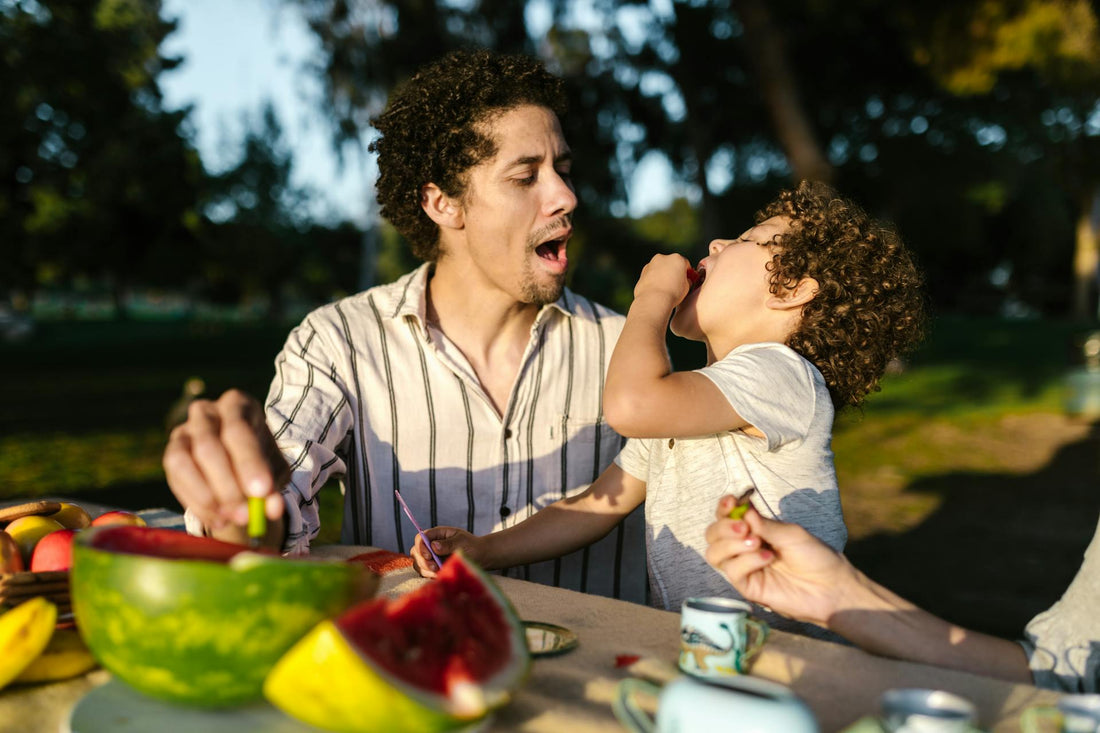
[760,181,926,408]
[369,49,568,262]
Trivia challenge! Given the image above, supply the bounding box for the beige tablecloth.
[0,544,1064,733]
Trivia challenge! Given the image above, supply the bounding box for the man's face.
[452,104,576,305]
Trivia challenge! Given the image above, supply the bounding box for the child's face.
[671,216,790,346]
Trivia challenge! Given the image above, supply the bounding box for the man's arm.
[604,254,748,438]
[705,496,1032,683]
[413,463,647,575]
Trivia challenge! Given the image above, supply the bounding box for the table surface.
[0,543,1064,733]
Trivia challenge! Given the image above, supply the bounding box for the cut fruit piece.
[265,552,530,733]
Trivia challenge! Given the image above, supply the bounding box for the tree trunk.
[1072,184,1100,320]
[732,0,834,185]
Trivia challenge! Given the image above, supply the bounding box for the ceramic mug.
[677,597,768,679]
[879,688,979,733]
[1021,693,1100,733]
[613,674,820,733]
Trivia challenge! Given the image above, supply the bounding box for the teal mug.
[1022,694,1100,733]
[614,675,819,733]
[678,597,769,679]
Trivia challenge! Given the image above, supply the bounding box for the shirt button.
[668,438,675,448]
[504,428,513,439]
[500,506,512,518]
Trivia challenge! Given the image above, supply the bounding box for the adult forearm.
[828,570,1032,683]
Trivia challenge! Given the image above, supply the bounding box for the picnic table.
[0,521,1064,732]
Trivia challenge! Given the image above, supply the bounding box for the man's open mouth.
[535,236,569,263]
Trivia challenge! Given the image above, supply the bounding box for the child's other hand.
[634,254,694,307]
[410,526,478,577]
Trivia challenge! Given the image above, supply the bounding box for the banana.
[15,627,98,683]
[0,596,58,691]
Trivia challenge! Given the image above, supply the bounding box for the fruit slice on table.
[0,596,58,691]
[15,627,98,683]
[265,552,531,733]
[70,525,379,707]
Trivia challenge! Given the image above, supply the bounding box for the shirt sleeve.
[265,318,357,555]
[696,344,820,451]
[1017,517,1100,693]
[613,437,652,482]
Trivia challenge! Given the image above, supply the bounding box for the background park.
[2,0,1100,643]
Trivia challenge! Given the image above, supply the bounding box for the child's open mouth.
[688,265,706,293]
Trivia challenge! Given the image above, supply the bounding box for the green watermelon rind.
[70,527,370,707]
[264,551,531,732]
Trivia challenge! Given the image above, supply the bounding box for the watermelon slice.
[70,525,378,707]
[264,552,531,732]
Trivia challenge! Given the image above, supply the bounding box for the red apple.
[90,510,147,528]
[5,515,65,564]
[0,530,24,573]
[30,528,78,572]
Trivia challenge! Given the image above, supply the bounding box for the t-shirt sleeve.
[1016,518,1100,693]
[614,437,652,482]
[696,345,820,451]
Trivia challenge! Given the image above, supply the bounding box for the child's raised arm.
[410,463,647,577]
[604,254,749,438]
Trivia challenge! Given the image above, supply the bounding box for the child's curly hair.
[761,181,926,408]
[369,49,567,262]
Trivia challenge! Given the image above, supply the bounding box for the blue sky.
[160,0,373,225]
[158,0,675,224]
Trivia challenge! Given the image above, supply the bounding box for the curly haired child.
[413,181,925,637]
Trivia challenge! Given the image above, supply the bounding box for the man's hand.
[411,526,485,578]
[704,495,853,629]
[162,390,289,545]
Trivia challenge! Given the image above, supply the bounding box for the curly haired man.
[413,181,925,638]
[164,49,647,603]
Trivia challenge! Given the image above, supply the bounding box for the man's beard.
[519,268,566,306]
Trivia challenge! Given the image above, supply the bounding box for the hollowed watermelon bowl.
[70,525,378,707]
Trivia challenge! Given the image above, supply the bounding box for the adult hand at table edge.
[163,389,290,548]
[704,494,857,630]
[411,526,483,578]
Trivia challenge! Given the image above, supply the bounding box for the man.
[163,49,647,603]
[706,495,1100,692]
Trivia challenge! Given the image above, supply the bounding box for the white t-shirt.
[616,342,846,636]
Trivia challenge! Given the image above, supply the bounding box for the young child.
[412,181,925,636]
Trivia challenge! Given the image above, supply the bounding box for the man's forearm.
[829,569,1033,683]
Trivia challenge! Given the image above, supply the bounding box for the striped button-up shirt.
[266,263,647,603]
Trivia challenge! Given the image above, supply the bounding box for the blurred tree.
[0,0,204,312]
[287,0,1100,316]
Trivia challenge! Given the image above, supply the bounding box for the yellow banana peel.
[0,597,58,691]
[15,627,98,684]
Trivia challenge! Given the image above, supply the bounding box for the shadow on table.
[845,422,1100,639]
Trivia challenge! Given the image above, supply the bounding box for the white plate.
[65,679,324,733]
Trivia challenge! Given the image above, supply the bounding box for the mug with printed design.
[677,596,768,679]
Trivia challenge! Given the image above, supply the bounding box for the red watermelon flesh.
[87,525,275,561]
[338,555,514,697]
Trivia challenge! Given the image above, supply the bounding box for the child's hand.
[634,254,695,307]
[410,526,479,578]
